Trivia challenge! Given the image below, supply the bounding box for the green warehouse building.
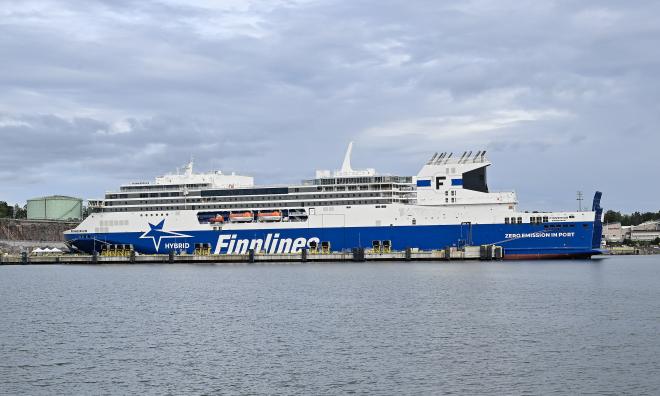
[27,195,83,221]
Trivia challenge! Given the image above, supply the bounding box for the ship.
[64,143,604,259]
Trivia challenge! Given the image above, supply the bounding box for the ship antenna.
[577,191,584,212]
[185,156,194,176]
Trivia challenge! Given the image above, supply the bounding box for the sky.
[1,0,658,212]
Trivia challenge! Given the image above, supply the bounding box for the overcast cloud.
[1,0,658,212]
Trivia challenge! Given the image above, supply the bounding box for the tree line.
[604,210,660,226]
[0,202,27,219]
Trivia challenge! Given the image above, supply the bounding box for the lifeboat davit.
[229,211,254,222]
[209,215,224,224]
[258,210,282,222]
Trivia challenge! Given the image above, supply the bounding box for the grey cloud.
[1,0,659,211]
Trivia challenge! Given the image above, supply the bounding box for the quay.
[0,245,503,265]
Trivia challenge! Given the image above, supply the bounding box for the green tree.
[605,210,660,226]
[13,204,27,219]
[0,201,13,218]
[604,210,622,224]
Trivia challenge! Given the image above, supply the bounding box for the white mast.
[184,156,194,176]
[341,141,354,173]
[314,142,376,178]
[333,142,375,177]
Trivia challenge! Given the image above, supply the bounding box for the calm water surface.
[1,256,660,395]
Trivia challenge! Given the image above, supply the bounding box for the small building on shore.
[603,221,660,244]
[629,221,660,242]
[603,222,625,244]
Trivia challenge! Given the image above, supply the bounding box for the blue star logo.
[139,219,192,251]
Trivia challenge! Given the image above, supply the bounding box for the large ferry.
[64,143,604,259]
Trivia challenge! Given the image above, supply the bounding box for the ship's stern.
[590,191,605,255]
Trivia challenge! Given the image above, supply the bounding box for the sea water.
[1,256,659,394]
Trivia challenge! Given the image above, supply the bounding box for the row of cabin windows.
[114,182,407,198]
[505,217,524,224]
[105,193,394,207]
[104,191,403,206]
[505,216,575,225]
[119,183,209,192]
[314,176,413,185]
[107,192,182,199]
[103,199,393,212]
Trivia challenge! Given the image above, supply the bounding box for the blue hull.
[65,221,603,259]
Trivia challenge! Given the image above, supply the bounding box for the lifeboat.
[258,210,282,222]
[209,215,225,224]
[229,211,254,222]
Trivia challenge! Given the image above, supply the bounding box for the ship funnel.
[459,151,467,163]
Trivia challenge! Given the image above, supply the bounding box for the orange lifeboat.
[229,211,254,222]
[258,210,282,222]
[209,215,225,224]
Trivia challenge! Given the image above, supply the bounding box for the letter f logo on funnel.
[139,219,192,251]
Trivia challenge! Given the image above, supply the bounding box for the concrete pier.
[0,246,504,265]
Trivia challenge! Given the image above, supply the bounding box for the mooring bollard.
[352,247,365,262]
[248,249,255,263]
